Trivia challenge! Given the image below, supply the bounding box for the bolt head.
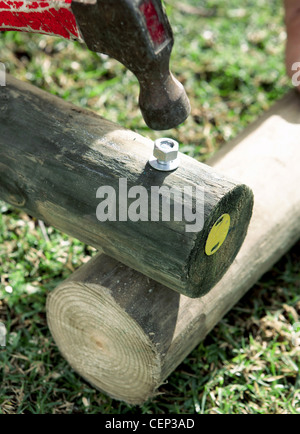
[153,138,179,163]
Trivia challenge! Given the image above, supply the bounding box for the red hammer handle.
[0,0,80,40]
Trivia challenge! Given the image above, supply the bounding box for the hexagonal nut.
[153,138,179,163]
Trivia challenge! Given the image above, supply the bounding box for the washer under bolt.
[149,138,180,172]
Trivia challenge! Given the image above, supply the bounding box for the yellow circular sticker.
[205,214,231,256]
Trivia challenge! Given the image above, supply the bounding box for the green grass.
[0,0,299,414]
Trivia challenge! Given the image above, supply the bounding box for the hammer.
[0,0,191,130]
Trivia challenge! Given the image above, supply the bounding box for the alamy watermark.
[0,62,6,87]
[96,178,205,233]
[292,62,300,87]
[0,322,7,348]
[292,322,300,348]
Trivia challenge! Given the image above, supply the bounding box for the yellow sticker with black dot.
[205,214,231,256]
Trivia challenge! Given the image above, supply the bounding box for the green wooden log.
[0,75,253,297]
[46,90,300,405]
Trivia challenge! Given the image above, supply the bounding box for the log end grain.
[46,280,162,405]
[186,183,254,298]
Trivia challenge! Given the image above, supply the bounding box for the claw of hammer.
[72,0,191,130]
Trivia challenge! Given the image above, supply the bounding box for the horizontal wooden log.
[47,90,300,404]
[0,75,253,298]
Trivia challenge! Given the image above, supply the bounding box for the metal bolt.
[148,138,179,172]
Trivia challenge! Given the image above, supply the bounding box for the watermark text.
[292,62,300,87]
[0,322,7,347]
[96,178,205,233]
[0,62,6,87]
[292,322,300,347]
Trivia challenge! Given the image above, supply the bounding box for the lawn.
[0,0,299,414]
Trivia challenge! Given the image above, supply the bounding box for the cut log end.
[188,183,254,298]
[46,280,162,405]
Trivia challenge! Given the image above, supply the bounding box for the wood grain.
[47,89,300,404]
[0,75,253,298]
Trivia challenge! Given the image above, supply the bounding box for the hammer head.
[72,0,191,130]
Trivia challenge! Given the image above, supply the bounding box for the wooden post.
[0,75,253,298]
[47,90,300,404]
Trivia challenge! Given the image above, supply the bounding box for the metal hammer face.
[71,0,191,130]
